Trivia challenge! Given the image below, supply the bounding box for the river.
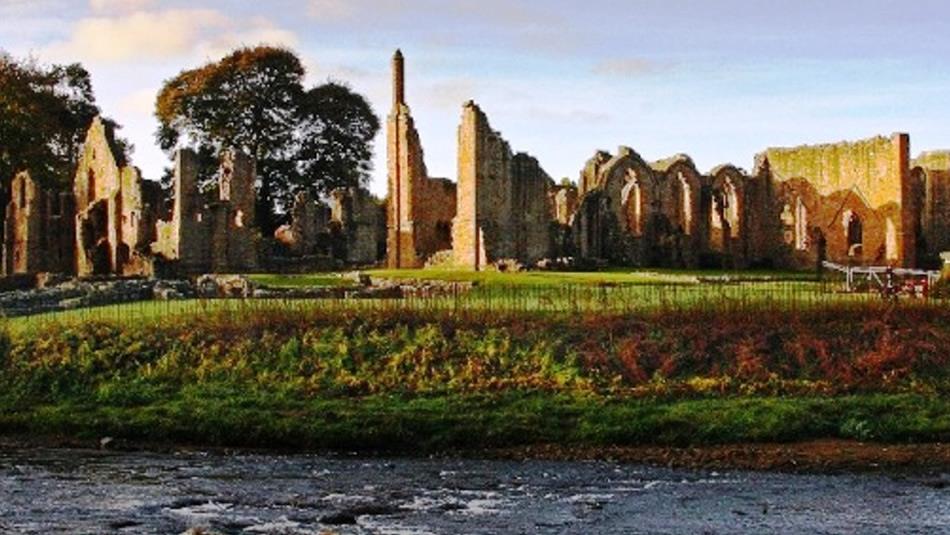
[0,448,947,534]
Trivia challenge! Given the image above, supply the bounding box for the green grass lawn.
[246,273,357,288]
[3,302,948,450]
[247,267,818,289]
[365,267,818,286]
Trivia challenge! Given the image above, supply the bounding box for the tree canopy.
[0,52,119,191]
[156,46,380,234]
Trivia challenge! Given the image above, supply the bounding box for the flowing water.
[0,448,947,534]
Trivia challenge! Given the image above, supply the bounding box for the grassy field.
[10,280,886,334]
[2,306,948,450]
[248,268,819,289]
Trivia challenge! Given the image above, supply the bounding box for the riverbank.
[1,436,947,475]
[2,306,948,465]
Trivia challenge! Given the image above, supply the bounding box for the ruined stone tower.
[453,101,556,270]
[152,149,259,273]
[386,49,456,268]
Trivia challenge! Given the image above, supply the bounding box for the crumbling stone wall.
[762,134,913,266]
[331,187,384,265]
[453,101,555,269]
[913,150,950,172]
[2,171,74,275]
[274,191,329,256]
[153,149,260,273]
[572,145,782,269]
[550,184,578,226]
[913,166,950,266]
[386,50,457,268]
[74,117,158,277]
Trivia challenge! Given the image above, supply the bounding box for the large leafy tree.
[156,46,380,235]
[0,52,111,191]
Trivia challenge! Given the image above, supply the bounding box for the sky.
[4,0,950,196]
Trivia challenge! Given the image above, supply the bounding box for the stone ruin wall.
[762,134,913,267]
[571,147,780,269]
[331,187,385,265]
[213,151,258,272]
[912,163,950,266]
[274,191,330,256]
[453,101,555,269]
[386,50,456,268]
[73,117,159,277]
[153,149,260,273]
[2,171,74,275]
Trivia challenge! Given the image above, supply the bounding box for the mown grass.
[247,273,357,288]
[11,277,881,333]
[365,268,817,286]
[1,306,948,450]
[2,392,945,450]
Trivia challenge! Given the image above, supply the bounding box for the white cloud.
[592,58,669,77]
[43,9,227,62]
[89,0,156,12]
[117,87,157,116]
[306,0,354,21]
[42,8,299,64]
[198,17,299,60]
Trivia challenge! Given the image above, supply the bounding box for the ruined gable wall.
[453,101,514,269]
[332,187,383,264]
[550,185,578,226]
[3,172,75,275]
[917,167,950,261]
[913,151,950,171]
[762,134,914,266]
[652,158,706,267]
[275,191,328,256]
[3,172,44,274]
[579,151,612,196]
[511,152,555,263]
[153,148,212,270]
[74,117,129,276]
[385,51,457,268]
[218,151,258,271]
[574,147,657,264]
[386,102,456,267]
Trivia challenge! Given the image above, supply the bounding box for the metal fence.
[11,275,947,332]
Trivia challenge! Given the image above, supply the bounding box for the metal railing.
[10,277,946,332]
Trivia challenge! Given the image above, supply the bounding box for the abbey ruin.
[2,118,384,279]
[385,50,950,271]
[3,49,950,280]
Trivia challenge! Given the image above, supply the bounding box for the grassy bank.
[2,306,948,451]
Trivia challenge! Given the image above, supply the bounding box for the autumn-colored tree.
[156,46,379,234]
[0,52,118,191]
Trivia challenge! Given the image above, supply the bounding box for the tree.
[0,52,111,191]
[296,82,380,199]
[156,46,380,235]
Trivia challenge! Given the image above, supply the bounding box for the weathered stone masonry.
[2,171,74,275]
[763,134,914,268]
[74,117,161,277]
[386,50,457,268]
[153,148,259,273]
[453,101,555,269]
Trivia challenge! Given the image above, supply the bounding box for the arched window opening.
[885,218,898,261]
[845,211,863,257]
[679,173,692,235]
[795,197,807,251]
[87,169,96,201]
[723,179,739,237]
[621,178,642,236]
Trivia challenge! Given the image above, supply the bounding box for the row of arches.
[574,148,754,267]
